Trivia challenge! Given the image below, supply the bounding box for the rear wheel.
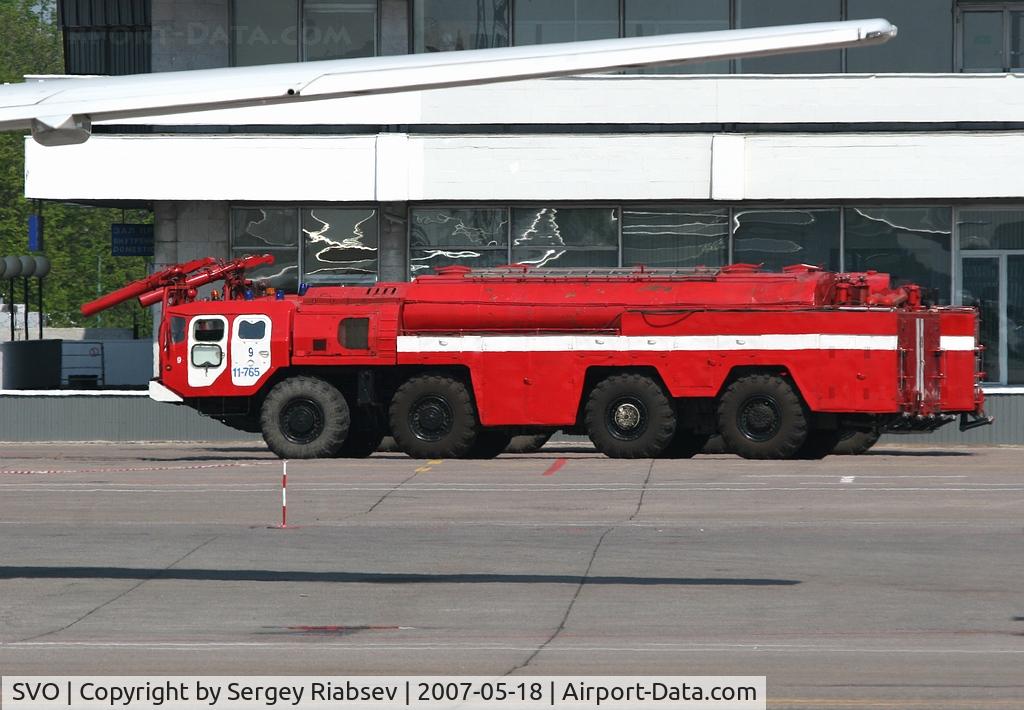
[336,414,387,458]
[793,429,843,460]
[717,374,807,459]
[504,433,553,454]
[389,374,479,459]
[585,374,676,458]
[832,427,882,455]
[660,430,709,459]
[466,430,513,459]
[260,377,350,459]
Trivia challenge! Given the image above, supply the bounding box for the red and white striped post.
[280,460,288,528]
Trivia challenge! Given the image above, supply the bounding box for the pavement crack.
[504,526,614,675]
[13,535,220,644]
[359,470,421,516]
[629,458,657,521]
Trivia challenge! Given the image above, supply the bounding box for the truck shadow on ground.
[0,566,800,587]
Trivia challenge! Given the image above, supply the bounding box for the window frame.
[953,205,1024,385]
[955,1,1024,71]
[229,0,383,66]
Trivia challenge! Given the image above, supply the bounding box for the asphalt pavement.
[0,441,1022,709]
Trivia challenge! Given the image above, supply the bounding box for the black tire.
[336,418,386,458]
[466,430,513,459]
[504,433,554,454]
[793,429,843,460]
[717,374,808,459]
[389,374,479,458]
[832,427,882,455]
[584,374,676,458]
[660,430,709,459]
[260,377,350,459]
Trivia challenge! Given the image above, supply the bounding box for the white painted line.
[398,333,899,353]
[840,476,856,483]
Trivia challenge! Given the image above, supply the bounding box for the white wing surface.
[0,19,895,146]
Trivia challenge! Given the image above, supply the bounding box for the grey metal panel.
[0,396,259,442]
[880,394,1024,445]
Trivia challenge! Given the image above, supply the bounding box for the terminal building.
[18,0,1024,440]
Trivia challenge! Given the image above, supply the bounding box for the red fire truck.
[83,257,990,461]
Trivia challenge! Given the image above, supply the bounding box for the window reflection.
[961,257,1001,383]
[622,207,728,268]
[732,208,840,271]
[962,11,1003,71]
[413,0,509,52]
[302,208,379,283]
[511,207,619,267]
[410,249,510,274]
[844,207,951,304]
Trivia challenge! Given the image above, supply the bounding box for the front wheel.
[389,374,479,459]
[585,374,676,458]
[260,377,350,459]
[717,374,807,459]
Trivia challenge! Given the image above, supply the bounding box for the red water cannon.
[81,254,274,317]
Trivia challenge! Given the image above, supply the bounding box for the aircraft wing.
[0,18,895,146]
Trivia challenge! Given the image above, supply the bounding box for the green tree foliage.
[0,0,152,336]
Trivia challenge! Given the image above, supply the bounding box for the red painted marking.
[543,458,568,477]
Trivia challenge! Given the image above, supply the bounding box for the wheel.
[504,433,553,454]
[260,377,350,459]
[717,374,808,459]
[831,427,882,455]
[660,430,709,459]
[793,429,843,460]
[584,373,676,458]
[336,416,386,458]
[465,430,513,459]
[389,374,479,458]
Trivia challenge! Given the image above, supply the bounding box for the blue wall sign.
[28,214,43,252]
[111,224,154,257]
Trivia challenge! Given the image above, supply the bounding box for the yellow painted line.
[428,459,443,465]
[414,466,432,474]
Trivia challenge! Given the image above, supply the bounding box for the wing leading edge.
[0,19,895,146]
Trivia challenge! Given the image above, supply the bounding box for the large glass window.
[232,206,379,289]
[61,0,151,75]
[848,0,953,72]
[511,207,619,267]
[233,0,298,66]
[624,0,730,73]
[958,209,1024,384]
[622,207,728,268]
[958,4,1024,71]
[303,1,378,60]
[732,208,840,271]
[844,207,952,304]
[233,0,377,65]
[735,0,843,73]
[409,208,509,275]
[302,208,379,283]
[414,0,510,52]
[515,0,618,45]
[231,208,300,291]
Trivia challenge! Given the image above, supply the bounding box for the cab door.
[231,314,273,386]
[187,315,228,388]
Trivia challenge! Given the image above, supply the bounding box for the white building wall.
[25,131,1024,202]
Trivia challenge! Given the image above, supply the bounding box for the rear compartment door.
[898,313,942,414]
